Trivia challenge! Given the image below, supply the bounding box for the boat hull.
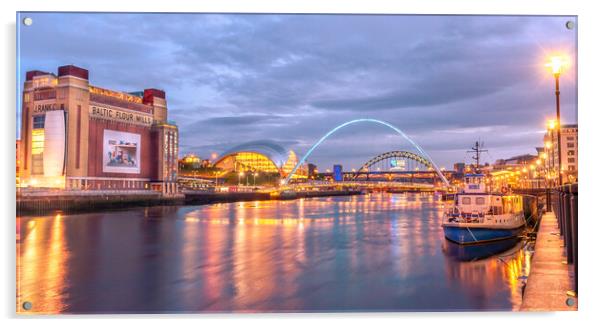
[443,225,524,244]
[443,238,521,261]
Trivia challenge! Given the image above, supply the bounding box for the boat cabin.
[462,173,487,193]
[448,193,523,223]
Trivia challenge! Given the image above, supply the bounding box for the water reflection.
[17,193,529,313]
[442,238,530,310]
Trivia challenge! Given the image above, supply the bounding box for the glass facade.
[232,152,280,173]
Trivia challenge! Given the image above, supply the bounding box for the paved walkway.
[520,211,577,311]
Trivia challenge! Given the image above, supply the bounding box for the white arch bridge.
[284,119,449,187]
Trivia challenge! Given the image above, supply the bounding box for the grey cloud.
[197,115,285,126]
[18,13,577,168]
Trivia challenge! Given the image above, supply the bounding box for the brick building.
[19,65,178,194]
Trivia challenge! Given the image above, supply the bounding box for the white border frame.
[2,0,602,325]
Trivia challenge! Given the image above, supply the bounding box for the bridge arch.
[284,118,449,186]
[360,150,433,172]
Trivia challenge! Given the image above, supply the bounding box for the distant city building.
[213,141,307,179]
[490,149,553,190]
[179,154,202,170]
[333,164,343,182]
[453,162,465,173]
[543,124,578,184]
[494,154,538,168]
[19,65,179,194]
[308,163,318,177]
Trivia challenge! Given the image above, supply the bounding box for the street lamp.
[545,55,569,186]
[253,172,258,186]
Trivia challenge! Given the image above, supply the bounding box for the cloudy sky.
[17,13,577,169]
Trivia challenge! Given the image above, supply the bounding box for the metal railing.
[552,183,578,294]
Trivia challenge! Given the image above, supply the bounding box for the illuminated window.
[237,152,278,173]
[476,197,485,205]
[31,125,45,175]
[31,129,44,155]
[461,197,471,205]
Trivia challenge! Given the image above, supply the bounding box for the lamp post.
[546,56,568,186]
[238,171,244,186]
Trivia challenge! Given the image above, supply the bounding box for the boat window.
[491,206,498,215]
[476,197,485,205]
[461,197,471,205]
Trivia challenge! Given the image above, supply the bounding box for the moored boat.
[442,173,525,244]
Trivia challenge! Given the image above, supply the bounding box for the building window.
[567,143,575,148]
[568,165,576,171]
[567,136,574,141]
[76,105,81,168]
[476,197,485,205]
[31,125,45,175]
[461,197,471,205]
[568,157,575,163]
[33,115,45,129]
[568,150,575,156]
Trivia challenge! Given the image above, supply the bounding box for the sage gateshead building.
[19,65,179,194]
[213,141,308,179]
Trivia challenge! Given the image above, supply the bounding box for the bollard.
[558,190,565,236]
[570,191,578,293]
[562,191,571,250]
[552,191,557,216]
[552,191,558,223]
[563,192,572,262]
[555,191,559,227]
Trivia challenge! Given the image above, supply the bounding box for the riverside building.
[543,123,578,184]
[19,65,179,194]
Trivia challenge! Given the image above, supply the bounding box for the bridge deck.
[520,211,577,311]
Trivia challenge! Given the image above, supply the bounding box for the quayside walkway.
[520,211,577,311]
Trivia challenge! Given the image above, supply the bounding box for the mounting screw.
[22,301,32,310]
[566,21,574,30]
[565,297,575,307]
[23,17,33,26]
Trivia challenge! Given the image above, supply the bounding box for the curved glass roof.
[216,140,291,168]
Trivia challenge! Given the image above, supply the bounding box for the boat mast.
[467,141,487,173]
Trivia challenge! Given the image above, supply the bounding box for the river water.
[17,193,531,313]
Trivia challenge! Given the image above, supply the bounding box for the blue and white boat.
[442,173,525,244]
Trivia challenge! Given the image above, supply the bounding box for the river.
[17,193,531,313]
